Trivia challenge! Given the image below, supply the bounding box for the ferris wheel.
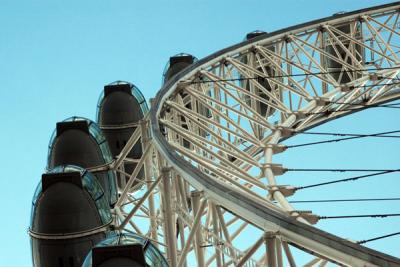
[30,2,400,267]
[148,2,400,266]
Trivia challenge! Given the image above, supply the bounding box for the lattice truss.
[106,5,400,267]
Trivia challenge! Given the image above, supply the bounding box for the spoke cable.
[326,100,400,109]
[287,168,399,172]
[288,197,400,203]
[294,130,400,138]
[276,99,400,117]
[357,231,400,244]
[294,169,400,190]
[286,130,400,148]
[299,93,400,116]
[319,213,400,219]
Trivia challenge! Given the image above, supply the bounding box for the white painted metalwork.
[108,2,400,266]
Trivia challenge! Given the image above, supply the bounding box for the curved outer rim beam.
[150,2,400,266]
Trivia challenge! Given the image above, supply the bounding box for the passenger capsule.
[162,53,197,84]
[47,116,118,207]
[244,30,277,118]
[82,233,169,267]
[96,81,149,190]
[29,165,112,267]
[324,22,364,84]
[163,53,210,149]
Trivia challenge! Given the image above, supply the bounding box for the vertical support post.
[211,203,223,267]
[191,191,205,267]
[176,176,189,267]
[177,218,187,267]
[266,232,277,267]
[140,119,158,245]
[161,166,178,267]
[276,236,283,267]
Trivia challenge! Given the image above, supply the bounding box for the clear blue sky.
[0,0,398,266]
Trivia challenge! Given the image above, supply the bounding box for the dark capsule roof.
[82,233,169,267]
[91,245,146,267]
[245,30,268,40]
[97,81,149,125]
[162,53,198,84]
[30,165,112,235]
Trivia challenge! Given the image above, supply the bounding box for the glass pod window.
[30,165,112,227]
[96,81,149,123]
